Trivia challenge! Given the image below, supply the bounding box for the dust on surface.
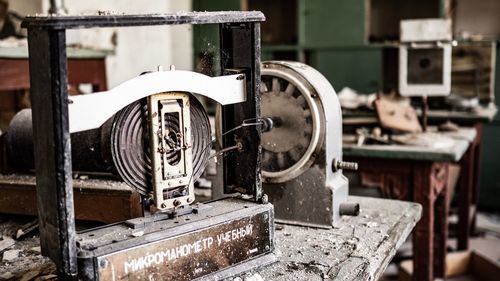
[0,216,54,280]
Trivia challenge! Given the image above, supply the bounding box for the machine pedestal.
[77,198,275,280]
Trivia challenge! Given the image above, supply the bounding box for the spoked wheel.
[260,62,324,183]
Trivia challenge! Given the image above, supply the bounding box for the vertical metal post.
[421,95,428,132]
[48,0,68,14]
[27,28,77,279]
[220,22,262,200]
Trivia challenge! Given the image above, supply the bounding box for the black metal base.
[76,198,275,280]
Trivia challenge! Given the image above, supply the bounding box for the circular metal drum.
[4,93,211,197]
[260,62,325,183]
[110,94,211,196]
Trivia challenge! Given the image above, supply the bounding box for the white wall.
[8,0,193,88]
[8,0,43,15]
[63,0,193,87]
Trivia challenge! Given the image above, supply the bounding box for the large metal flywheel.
[260,62,324,183]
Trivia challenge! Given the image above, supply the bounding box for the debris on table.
[438,120,460,132]
[338,87,377,110]
[15,219,38,240]
[0,217,53,280]
[0,236,15,252]
[375,99,422,133]
[2,249,19,262]
[391,132,455,149]
[256,196,422,281]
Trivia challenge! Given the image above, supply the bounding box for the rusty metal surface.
[77,199,275,280]
[22,11,266,29]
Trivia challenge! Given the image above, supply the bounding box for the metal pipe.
[339,202,360,216]
[49,0,67,14]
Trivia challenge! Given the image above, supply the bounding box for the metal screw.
[187,197,193,203]
[261,194,269,204]
[99,259,108,269]
[173,200,181,207]
[161,203,167,209]
[333,158,358,172]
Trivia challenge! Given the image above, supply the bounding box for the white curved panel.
[68,71,246,133]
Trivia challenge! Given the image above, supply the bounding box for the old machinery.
[255,61,358,228]
[4,93,211,210]
[399,19,453,131]
[4,94,210,183]
[15,11,275,280]
[399,19,453,96]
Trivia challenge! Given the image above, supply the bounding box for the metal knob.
[261,117,274,133]
[339,202,360,216]
[333,158,358,172]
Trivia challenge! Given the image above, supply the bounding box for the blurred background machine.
[398,18,453,131]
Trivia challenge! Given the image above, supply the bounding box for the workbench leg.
[470,123,483,237]
[412,162,435,281]
[458,146,474,250]
[458,123,483,250]
[434,178,448,278]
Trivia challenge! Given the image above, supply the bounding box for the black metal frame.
[21,11,264,279]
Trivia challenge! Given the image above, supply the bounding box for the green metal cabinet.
[310,47,382,93]
[192,0,241,73]
[300,0,366,48]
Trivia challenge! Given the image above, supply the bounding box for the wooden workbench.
[0,46,110,92]
[258,196,421,280]
[343,127,476,281]
[344,108,497,254]
[418,109,496,251]
[0,196,421,280]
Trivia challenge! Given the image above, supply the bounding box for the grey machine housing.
[260,61,356,228]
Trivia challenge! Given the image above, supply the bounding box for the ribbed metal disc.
[260,62,323,183]
[110,94,210,196]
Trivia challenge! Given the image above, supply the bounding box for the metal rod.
[210,142,243,159]
[422,95,428,132]
[27,28,77,279]
[49,0,67,14]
